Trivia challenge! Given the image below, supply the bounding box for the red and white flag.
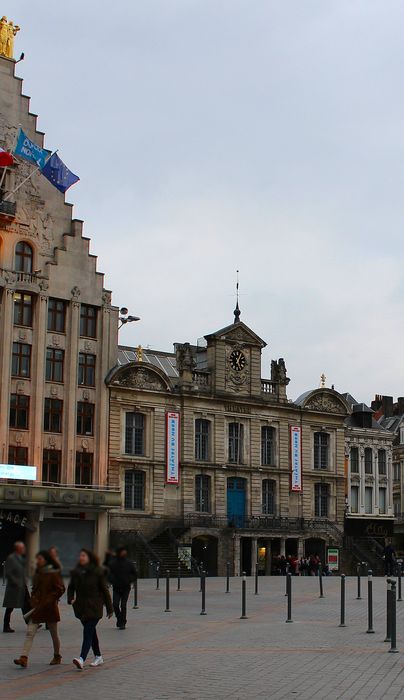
[0,147,14,167]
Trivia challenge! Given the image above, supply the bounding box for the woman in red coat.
[13,550,65,668]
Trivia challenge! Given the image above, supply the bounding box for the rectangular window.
[45,348,64,383]
[379,488,386,514]
[125,412,145,455]
[75,452,93,485]
[44,398,63,433]
[229,422,243,464]
[42,449,62,484]
[78,353,96,387]
[11,342,31,378]
[378,449,386,476]
[350,485,359,513]
[195,419,210,461]
[314,432,329,470]
[314,483,329,517]
[124,470,145,510]
[261,426,275,466]
[195,474,211,513]
[350,447,359,474]
[14,293,33,327]
[8,446,28,466]
[394,498,401,517]
[77,402,95,436]
[393,463,401,482]
[364,448,373,474]
[9,394,29,429]
[47,298,66,332]
[365,486,373,514]
[80,304,97,338]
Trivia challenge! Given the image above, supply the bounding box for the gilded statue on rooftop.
[0,16,20,59]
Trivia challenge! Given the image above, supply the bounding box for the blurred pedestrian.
[108,547,137,630]
[68,549,113,670]
[13,550,65,668]
[3,541,30,633]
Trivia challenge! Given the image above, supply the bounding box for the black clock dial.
[229,349,246,371]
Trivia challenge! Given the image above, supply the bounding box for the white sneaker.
[73,657,84,670]
[90,656,104,667]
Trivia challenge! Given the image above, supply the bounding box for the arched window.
[314,432,329,470]
[262,479,276,515]
[15,241,33,273]
[195,474,211,513]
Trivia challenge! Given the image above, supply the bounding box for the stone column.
[359,447,365,514]
[280,537,286,556]
[32,294,48,475]
[65,296,80,484]
[251,537,258,576]
[297,537,304,559]
[95,511,109,558]
[234,535,241,576]
[0,289,14,461]
[265,539,271,575]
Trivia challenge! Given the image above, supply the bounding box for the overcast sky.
[9,1,404,403]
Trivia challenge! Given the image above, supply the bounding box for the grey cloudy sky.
[9,1,404,402]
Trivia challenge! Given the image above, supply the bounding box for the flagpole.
[2,151,55,202]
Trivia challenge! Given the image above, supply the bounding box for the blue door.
[227,477,247,528]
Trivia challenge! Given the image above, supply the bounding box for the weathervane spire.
[234,269,241,324]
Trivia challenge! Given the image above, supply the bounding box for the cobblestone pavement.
[1,575,404,700]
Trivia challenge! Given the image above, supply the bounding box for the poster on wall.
[166,411,180,484]
[178,545,192,570]
[327,547,340,572]
[290,425,302,492]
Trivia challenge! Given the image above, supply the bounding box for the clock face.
[229,349,246,372]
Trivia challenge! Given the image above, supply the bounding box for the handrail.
[134,530,161,565]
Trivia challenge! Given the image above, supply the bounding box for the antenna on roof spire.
[234,269,241,324]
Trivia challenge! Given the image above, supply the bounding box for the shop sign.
[0,485,121,507]
[327,547,340,572]
[0,464,37,480]
[166,411,180,484]
[0,509,29,528]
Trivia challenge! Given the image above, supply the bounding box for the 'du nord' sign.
[166,412,180,484]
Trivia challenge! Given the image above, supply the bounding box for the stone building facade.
[0,52,120,571]
[107,314,352,576]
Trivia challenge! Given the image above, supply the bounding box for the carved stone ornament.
[51,335,60,347]
[50,385,58,397]
[16,381,25,394]
[115,366,168,391]
[305,394,347,415]
[15,432,23,445]
[48,436,56,448]
[71,286,81,301]
[102,290,112,306]
[82,390,90,401]
[18,330,27,341]
[81,439,89,451]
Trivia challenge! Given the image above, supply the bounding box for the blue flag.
[41,153,79,193]
[14,128,48,168]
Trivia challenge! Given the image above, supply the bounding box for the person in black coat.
[2,541,30,633]
[108,547,137,630]
[67,549,113,670]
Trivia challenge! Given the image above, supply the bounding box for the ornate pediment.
[305,393,349,415]
[112,364,170,392]
[205,321,266,348]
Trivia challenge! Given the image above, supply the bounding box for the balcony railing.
[192,371,210,387]
[184,513,343,538]
[261,379,277,395]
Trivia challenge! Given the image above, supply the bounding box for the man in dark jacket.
[108,547,136,630]
[3,541,30,633]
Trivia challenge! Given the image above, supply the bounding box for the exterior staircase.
[344,536,384,575]
[147,528,197,577]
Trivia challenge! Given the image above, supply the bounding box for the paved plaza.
[1,575,404,700]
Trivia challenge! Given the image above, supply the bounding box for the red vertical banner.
[166,411,180,484]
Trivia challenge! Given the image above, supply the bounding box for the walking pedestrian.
[13,550,65,668]
[108,547,137,630]
[3,541,30,633]
[68,549,113,670]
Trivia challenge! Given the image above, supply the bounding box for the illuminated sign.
[0,464,37,481]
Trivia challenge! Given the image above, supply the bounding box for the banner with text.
[290,425,302,492]
[166,411,180,484]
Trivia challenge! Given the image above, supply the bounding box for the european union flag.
[41,153,79,193]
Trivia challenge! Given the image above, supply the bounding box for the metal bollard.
[165,570,171,613]
[285,565,289,596]
[389,579,398,653]
[200,570,207,615]
[240,571,248,619]
[398,565,402,602]
[339,574,346,627]
[384,579,392,642]
[1,561,5,586]
[177,564,181,592]
[255,564,259,595]
[156,563,160,590]
[226,561,230,593]
[366,570,374,633]
[285,572,293,623]
[319,565,324,598]
[356,563,362,600]
[132,577,139,609]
